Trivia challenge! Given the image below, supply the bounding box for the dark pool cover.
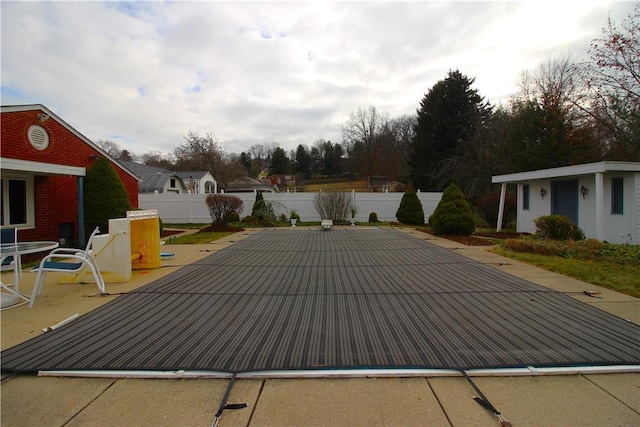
[2,228,639,373]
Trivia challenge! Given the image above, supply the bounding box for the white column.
[496,182,507,232]
[595,172,604,241]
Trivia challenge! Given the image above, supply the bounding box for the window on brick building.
[1,175,35,227]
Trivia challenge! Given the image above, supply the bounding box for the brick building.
[1,104,139,244]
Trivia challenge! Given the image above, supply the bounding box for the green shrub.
[504,236,568,257]
[84,157,132,238]
[224,211,240,223]
[252,191,266,219]
[429,183,475,235]
[242,215,257,224]
[368,212,379,223]
[475,192,516,228]
[252,197,281,221]
[503,236,639,265]
[278,213,288,222]
[534,215,585,241]
[159,217,164,236]
[396,186,425,225]
[290,210,300,220]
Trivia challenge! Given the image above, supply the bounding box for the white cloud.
[1,1,635,156]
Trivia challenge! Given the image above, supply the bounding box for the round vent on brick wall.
[28,125,50,150]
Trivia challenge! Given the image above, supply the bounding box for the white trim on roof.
[492,161,640,183]
[1,104,138,181]
[0,157,86,176]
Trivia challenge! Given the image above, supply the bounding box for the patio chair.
[1,228,22,285]
[29,227,106,308]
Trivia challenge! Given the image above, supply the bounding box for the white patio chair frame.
[29,227,106,308]
[1,227,22,285]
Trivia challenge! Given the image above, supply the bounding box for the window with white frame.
[1,175,35,227]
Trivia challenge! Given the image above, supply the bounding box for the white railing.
[139,191,442,224]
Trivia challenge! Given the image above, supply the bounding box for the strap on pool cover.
[211,373,247,427]
[461,370,512,427]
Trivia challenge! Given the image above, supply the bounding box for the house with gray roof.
[175,171,218,194]
[120,161,187,194]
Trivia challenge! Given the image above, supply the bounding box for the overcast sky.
[1,1,636,157]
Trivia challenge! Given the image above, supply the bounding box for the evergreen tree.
[395,186,425,225]
[269,147,290,175]
[409,70,489,191]
[294,144,311,178]
[321,141,343,176]
[309,147,322,177]
[240,152,252,175]
[429,183,475,235]
[252,191,265,219]
[84,157,132,239]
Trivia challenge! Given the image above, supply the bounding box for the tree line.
[99,5,639,198]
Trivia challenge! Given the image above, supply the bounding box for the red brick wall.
[1,109,139,242]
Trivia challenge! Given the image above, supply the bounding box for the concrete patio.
[1,227,638,426]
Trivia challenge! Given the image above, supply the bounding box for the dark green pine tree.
[252,191,265,218]
[395,185,425,225]
[409,69,489,191]
[294,144,311,178]
[269,147,290,175]
[84,156,132,240]
[429,183,475,235]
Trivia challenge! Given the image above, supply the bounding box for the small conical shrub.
[429,183,475,235]
[396,186,425,225]
[252,191,265,219]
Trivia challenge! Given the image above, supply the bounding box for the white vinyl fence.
[139,191,443,224]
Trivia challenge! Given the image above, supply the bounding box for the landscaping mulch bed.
[475,231,530,239]
[199,224,245,233]
[161,230,184,237]
[419,230,529,246]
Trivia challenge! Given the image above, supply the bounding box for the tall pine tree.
[409,70,489,191]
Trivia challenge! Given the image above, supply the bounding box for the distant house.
[368,176,388,192]
[492,161,640,244]
[120,162,218,195]
[267,174,295,189]
[175,171,218,194]
[119,161,186,194]
[1,104,139,243]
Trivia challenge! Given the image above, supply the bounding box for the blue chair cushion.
[42,261,83,271]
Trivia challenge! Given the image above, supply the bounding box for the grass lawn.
[492,246,640,298]
[165,231,237,244]
[302,180,369,192]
